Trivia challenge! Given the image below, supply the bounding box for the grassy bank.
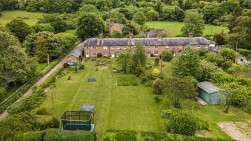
[145,21,229,36]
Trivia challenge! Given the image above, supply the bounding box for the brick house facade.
[71,37,213,58]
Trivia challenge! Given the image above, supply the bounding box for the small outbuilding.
[198,81,225,104]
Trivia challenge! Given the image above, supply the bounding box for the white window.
[103,46,108,49]
[196,45,201,48]
[92,46,96,49]
[111,46,114,50]
[117,46,120,50]
[165,46,169,49]
[147,46,150,49]
[154,50,158,55]
[155,45,158,48]
[103,52,108,56]
[124,46,127,49]
[92,52,97,56]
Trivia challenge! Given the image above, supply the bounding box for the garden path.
[218,122,251,141]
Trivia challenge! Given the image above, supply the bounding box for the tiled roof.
[106,22,124,30]
[84,37,211,46]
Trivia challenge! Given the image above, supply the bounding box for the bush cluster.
[0,113,60,140]
[12,129,95,141]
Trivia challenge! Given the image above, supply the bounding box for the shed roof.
[198,81,222,94]
[84,37,211,46]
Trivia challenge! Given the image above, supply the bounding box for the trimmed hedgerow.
[0,113,60,140]
[44,129,95,141]
[12,129,95,141]
[103,130,213,141]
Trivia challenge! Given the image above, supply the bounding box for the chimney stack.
[189,32,193,38]
[129,33,133,38]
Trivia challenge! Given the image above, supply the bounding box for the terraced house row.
[72,37,215,58]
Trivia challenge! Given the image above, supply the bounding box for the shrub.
[35,115,60,130]
[12,131,43,141]
[154,58,160,66]
[161,109,174,119]
[79,64,85,70]
[221,61,232,70]
[152,68,160,79]
[12,129,96,141]
[162,51,173,62]
[135,66,144,77]
[154,95,161,103]
[0,112,36,140]
[7,93,44,114]
[97,53,103,58]
[166,112,198,136]
[152,78,164,94]
[140,76,148,84]
[35,107,50,115]
[44,129,95,141]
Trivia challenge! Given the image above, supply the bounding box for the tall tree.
[77,13,105,40]
[229,9,251,49]
[172,47,201,80]
[0,31,37,88]
[24,31,64,63]
[131,42,146,71]
[6,19,32,42]
[116,51,131,73]
[38,14,68,33]
[181,11,205,37]
[132,11,147,25]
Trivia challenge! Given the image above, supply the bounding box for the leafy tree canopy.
[0,31,37,88]
[76,12,105,40]
[6,19,33,42]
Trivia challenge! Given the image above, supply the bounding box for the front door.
[86,51,89,57]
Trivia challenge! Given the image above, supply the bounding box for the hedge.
[11,129,96,141]
[0,113,60,140]
[103,130,214,141]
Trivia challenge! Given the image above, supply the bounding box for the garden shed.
[198,81,225,104]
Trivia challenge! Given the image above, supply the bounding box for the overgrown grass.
[0,10,46,26]
[35,61,165,140]
[145,21,229,36]
[117,75,139,86]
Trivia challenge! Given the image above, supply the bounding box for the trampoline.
[60,111,94,131]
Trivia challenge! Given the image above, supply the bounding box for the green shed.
[198,81,225,104]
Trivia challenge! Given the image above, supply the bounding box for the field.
[0,11,46,26]
[146,21,229,36]
[33,60,251,140]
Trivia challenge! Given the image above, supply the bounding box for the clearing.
[145,21,229,36]
[0,10,46,26]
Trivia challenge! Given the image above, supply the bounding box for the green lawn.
[145,21,229,36]
[36,61,165,140]
[0,10,46,26]
[35,60,251,140]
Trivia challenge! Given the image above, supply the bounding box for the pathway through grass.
[37,61,165,140]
